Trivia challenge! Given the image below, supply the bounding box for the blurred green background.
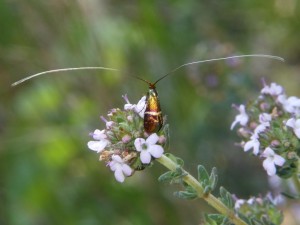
[1,1,300,224]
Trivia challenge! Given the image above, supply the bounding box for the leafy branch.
[157,153,247,225]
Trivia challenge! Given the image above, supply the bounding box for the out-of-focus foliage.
[1,1,299,224]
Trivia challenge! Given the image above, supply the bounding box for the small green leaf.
[237,213,250,224]
[165,153,184,167]
[206,214,225,224]
[198,165,209,182]
[281,191,300,199]
[205,214,232,225]
[204,214,218,225]
[158,171,174,182]
[158,165,187,184]
[261,215,272,225]
[174,190,198,200]
[158,168,187,184]
[204,186,212,195]
[209,167,218,191]
[276,162,297,178]
[219,186,227,199]
[219,187,234,209]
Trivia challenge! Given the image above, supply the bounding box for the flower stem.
[156,154,248,225]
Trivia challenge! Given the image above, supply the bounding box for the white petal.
[87,140,107,153]
[134,96,146,118]
[148,145,164,158]
[277,94,286,104]
[261,85,270,94]
[288,96,300,107]
[140,151,151,164]
[252,141,260,155]
[244,138,260,154]
[124,103,135,110]
[274,155,285,167]
[134,138,146,152]
[286,118,295,128]
[109,161,117,171]
[122,164,132,176]
[110,161,121,172]
[295,119,300,128]
[247,198,255,205]
[239,114,249,126]
[111,155,123,163]
[259,113,272,123]
[230,105,249,129]
[243,140,253,152]
[114,168,125,182]
[294,128,300,139]
[254,123,268,135]
[138,108,146,118]
[92,129,106,140]
[230,120,239,130]
[146,133,159,145]
[262,147,274,158]
[270,83,284,95]
[135,96,146,110]
[106,121,114,129]
[261,83,284,96]
[234,199,245,210]
[263,158,276,176]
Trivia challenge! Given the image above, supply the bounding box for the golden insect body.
[144,87,163,133]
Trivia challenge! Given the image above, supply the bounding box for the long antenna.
[12,54,284,87]
[11,67,119,86]
[153,54,284,85]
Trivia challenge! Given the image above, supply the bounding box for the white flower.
[259,113,272,124]
[254,123,268,136]
[122,94,135,110]
[286,118,300,139]
[261,82,284,96]
[100,116,114,129]
[134,133,164,164]
[134,96,146,118]
[244,135,260,155]
[87,129,110,153]
[262,147,285,176]
[109,155,132,183]
[247,197,255,205]
[278,95,300,115]
[122,95,146,118]
[234,199,245,210]
[230,105,249,130]
[107,108,117,117]
[266,193,285,206]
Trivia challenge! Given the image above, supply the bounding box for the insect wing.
[144,88,163,133]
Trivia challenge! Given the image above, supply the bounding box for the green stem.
[156,154,247,225]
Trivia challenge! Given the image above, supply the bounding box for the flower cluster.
[231,81,300,178]
[233,194,283,224]
[87,95,168,182]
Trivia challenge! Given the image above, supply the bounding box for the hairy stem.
[157,154,247,225]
